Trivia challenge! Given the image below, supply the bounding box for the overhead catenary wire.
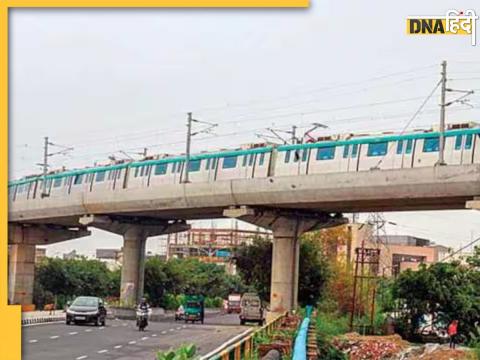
[373,80,442,169]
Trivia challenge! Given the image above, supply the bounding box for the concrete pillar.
[8,243,36,305]
[79,215,189,307]
[120,228,147,306]
[8,223,91,306]
[224,206,347,314]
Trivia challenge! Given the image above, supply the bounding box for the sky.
[8,0,480,256]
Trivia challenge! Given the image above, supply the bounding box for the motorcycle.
[136,308,151,331]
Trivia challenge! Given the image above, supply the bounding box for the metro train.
[9,122,480,203]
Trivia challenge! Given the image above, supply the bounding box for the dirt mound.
[332,333,409,360]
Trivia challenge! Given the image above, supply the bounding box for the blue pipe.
[292,306,313,360]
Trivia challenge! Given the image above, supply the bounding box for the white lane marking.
[176,326,182,330]
[76,356,88,360]
[99,327,105,330]
[128,340,136,345]
[169,329,174,332]
[85,329,92,332]
[122,323,127,326]
[97,349,108,354]
[114,345,123,349]
[182,325,187,328]
[69,332,78,335]
[141,336,149,341]
[161,331,167,334]
[152,334,157,337]
[28,339,38,343]
[50,335,59,339]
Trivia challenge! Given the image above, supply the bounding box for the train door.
[461,134,475,164]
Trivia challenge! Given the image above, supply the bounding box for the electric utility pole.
[437,60,447,166]
[37,137,74,198]
[185,112,193,183]
[436,60,474,166]
[291,125,297,145]
[183,112,217,184]
[41,137,49,197]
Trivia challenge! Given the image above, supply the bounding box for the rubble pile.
[399,344,474,360]
[332,333,409,360]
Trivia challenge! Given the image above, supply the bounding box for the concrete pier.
[224,206,347,313]
[8,224,90,306]
[79,215,189,306]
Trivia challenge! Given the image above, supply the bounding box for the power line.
[440,236,480,263]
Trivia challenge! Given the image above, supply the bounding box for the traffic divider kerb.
[21,313,66,326]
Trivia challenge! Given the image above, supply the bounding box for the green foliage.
[156,344,197,360]
[391,261,480,341]
[316,312,350,338]
[33,257,119,309]
[235,236,330,306]
[317,336,347,360]
[34,255,247,310]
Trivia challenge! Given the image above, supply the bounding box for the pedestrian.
[448,320,459,349]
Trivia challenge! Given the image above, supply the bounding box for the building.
[35,247,47,263]
[96,248,122,270]
[167,228,272,274]
[319,224,451,277]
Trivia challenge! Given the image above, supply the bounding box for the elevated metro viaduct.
[8,164,480,313]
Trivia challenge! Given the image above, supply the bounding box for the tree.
[34,257,118,309]
[392,261,480,340]
[234,236,331,306]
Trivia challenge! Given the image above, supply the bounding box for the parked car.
[66,296,107,326]
[239,293,265,325]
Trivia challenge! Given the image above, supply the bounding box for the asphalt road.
[22,313,247,360]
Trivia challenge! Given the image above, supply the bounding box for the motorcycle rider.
[137,297,150,328]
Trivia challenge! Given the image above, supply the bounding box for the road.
[22,313,246,360]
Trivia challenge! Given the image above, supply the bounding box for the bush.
[317,312,350,338]
[156,344,197,360]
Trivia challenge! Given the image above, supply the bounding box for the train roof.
[9,125,480,186]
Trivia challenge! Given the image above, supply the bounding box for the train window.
[405,140,413,154]
[177,163,183,173]
[302,149,308,162]
[213,158,218,168]
[249,154,255,166]
[53,178,62,188]
[316,147,336,160]
[455,135,463,150]
[352,144,359,158]
[465,134,473,150]
[171,163,177,173]
[134,167,139,177]
[422,137,439,153]
[343,145,349,158]
[140,166,145,177]
[259,153,265,165]
[367,142,388,157]
[206,158,211,169]
[73,174,83,185]
[96,171,106,182]
[222,156,238,169]
[154,164,167,175]
[242,155,248,167]
[188,160,201,172]
[396,141,403,155]
[284,150,291,163]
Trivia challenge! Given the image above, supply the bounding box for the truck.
[239,293,265,325]
[227,294,242,314]
[184,295,205,324]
